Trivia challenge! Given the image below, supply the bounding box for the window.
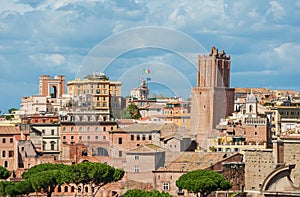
[103,136,106,140]
[95,136,98,140]
[95,127,98,132]
[79,127,82,132]
[162,182,170,191]
[254,131,257,136]
[79,136,82,140]
[50,141,56,150]
[87,136,90,140]
[2,150,6,157]
[134,165,140,173]
[118,137,122,144]
[131,135,134,140]
[71,136,74,140]
[87,127,90,132]
[4,161,8,168]
[2,138,6,143]
[63,136,66,140]
[51,129,55,135]
[10,138,13,143]
[8,151,14,157]
[149,135,152,140]
[63,127,66,132]
[118,151,122,158]
[134,155,140,160]
[137,135,140,140]
[103,127,106,132]
[71,127,74,132]
[142,135,146,140]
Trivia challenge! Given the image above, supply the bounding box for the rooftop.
[155,152,241,172]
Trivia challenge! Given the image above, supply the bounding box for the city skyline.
[1,0,300,112]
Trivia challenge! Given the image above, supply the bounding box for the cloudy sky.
[0,0,300,112]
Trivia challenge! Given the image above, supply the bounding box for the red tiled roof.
[155,152,240,172]
[0,126,20,135]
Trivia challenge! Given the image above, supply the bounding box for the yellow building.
[67,73,122,117]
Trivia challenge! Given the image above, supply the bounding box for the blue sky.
[0,0,300,112]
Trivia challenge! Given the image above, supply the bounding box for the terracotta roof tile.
[0,126,20,135]
[128,144,164,153]
[155,152,238,172]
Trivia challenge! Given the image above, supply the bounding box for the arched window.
[85,186,88,193]
[57,186,61,193]
[50,141,56,150]
[64,186,68,192]
[95,127,98,132]
[50,86,57,98]
[71,186,75,192]
[87,127,90,132]
[43,141,46,151]
[4,161,8,168]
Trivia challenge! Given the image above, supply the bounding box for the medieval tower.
[190,46,235,150]
[39,75,66,98]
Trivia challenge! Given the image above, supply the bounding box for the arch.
[50,141,56,151]
[261,164,300,194]
[43,141,46,151]
[50,86,57,98]
[71,186,75,193]
[93,147,109,156]
[64,186,68,193]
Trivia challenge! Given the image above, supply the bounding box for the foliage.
[127,103,141,119]
[62,162,125,197]
[0,181,13,197]
[8,108,17,114]
[124,189,173,197]
[22,163,67,179]
[22,163,68,197]
[0,166,11,179]
[5,115,14,120]
[176,169,232,197]
[120,107,131,119]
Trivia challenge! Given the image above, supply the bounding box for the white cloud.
[266,1,286,21]
[29,53,65,67]
[0,1,33,15]
[1,0,300,110]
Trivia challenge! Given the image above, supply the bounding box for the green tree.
[124,189,173,197]
[22,163,67,197]
[7,108,17,114]
[0,181,14,197]
[5,115,14,120]
[120,107,131,119]
[62,162,124,197]
[0,166,11,179]
[127,103,141,119]
[176,169,232,197]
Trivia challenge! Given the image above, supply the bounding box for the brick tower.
[190,46,235,150]
[39,75,65,98]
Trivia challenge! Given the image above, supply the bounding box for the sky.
[0,0,300,112]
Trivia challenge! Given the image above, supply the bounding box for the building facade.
[67,73,122,118]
